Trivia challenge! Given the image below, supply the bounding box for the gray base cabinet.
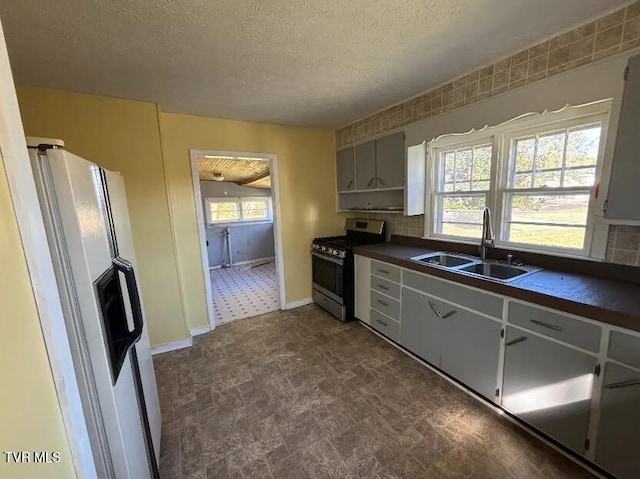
[595,362,640,479]
[399,288,440,365]
[400,287,501,399]
[502,326,597,454]
[440,310,501,400]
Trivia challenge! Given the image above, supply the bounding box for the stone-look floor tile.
[156,306,596,479]
[239,456,273,479]
[275,410,325,453]
[206,458,230,479]
[299,439,352,479]
[268,450,312,479]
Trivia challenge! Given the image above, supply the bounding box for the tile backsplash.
[606,225,640,266]
[358,213,640,267]
[336,1,640,148]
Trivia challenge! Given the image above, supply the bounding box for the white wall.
[200,180,275,266]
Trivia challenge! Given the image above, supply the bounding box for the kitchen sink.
[459,262,536,281]
[411,252,476,268]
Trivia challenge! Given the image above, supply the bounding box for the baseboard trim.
[285,297,313,309]
[209,256,275,270]
[151,338,192,355]
[190,327,210,337]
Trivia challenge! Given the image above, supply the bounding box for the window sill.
[207,220,273,228]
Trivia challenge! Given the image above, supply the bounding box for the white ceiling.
[0,0,629,128]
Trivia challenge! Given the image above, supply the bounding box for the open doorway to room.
[190,151,285,327]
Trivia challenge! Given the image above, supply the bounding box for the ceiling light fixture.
[211,172,224,182]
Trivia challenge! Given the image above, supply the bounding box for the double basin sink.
[410,251,540,282]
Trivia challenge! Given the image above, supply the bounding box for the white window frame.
[204,196,273,226]
[425,100,612,259]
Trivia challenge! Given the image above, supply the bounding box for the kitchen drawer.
[370,275,401,299]
[508,302,601,352]
[371,260,401,283]
[609,330,640,369]
[403,270,503,318]
[371,290,400,320]
[370,309,400,342]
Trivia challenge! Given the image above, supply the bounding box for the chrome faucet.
[480,206,495,260]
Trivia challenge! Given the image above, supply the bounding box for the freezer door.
[45,149,152,478]
[102,169,161,461]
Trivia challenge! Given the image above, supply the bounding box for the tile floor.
[154,304,596,479]
[210,261,279,324]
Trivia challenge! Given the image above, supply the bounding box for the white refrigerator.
[28,138,161,479]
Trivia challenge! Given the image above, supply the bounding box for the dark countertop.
[354,242,640,333]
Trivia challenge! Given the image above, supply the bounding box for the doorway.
[189,150,286,328]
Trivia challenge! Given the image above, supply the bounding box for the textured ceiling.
[0,0,630,128]
[198,156,271,188]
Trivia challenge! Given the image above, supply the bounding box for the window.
[434,142,493,238]
[427,101,611,257]
[205,197,272,225]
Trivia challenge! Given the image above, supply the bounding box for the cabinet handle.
[368,177,375,187]
[376,318,388,327]
[376,176,386,187]
[506,336,528,347]
[428,301,456,319]
[530,319,565,332]
[377,299,388,307]
[377,269,390,275]
[377,284,389,291]
[347,180,353,189]
[605,379,640,389]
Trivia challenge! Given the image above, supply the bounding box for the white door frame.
[189,149,287,329]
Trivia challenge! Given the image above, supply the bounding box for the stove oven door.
[311,251,344,305]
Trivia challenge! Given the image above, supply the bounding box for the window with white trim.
[205,197,272,225]
[426,101,611,258]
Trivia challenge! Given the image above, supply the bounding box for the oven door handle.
[311,250,344,266]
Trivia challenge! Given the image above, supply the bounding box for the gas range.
[311,219,386,321]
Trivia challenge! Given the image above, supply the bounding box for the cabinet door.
[595,362,640,479]
[440,309,501,400]
[336,147,355,192]
[399,288,440,365]
[606,55,640,220]
[354,255,371,324]
[375,132,405,188]
[355,140,376,190]
[502,327,596,454]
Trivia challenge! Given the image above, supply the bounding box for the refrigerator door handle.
[112,257,144,344]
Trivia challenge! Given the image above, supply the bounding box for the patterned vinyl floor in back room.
[154,304,596,479]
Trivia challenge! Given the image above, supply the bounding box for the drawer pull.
[376,318,388,327]
[605,379,640,389]
[428,301,456,319]
[530,319,565,332]
[506,336,528,347]
[377,269,390,275]
[377,299,389,307]
[377,284,389,291]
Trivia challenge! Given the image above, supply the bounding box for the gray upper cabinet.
[502,326,597,454]
[399,288,440,365]
[606,54,640,221]
[595,362,640,479]
[355,140,376,190]
[336,147,355,192]
[440,309,501,400]
[375,132,405,188]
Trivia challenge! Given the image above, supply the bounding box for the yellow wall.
[0,132,75,479]
[17,87,189,347]
[159,111,346,329]
[16,86,345,342]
